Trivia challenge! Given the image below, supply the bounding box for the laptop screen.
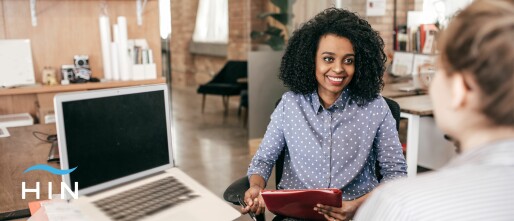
[55,85,173,194]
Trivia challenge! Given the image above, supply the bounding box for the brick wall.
[228,0,250,60]
[170,0,199,85]
[171,0,254,86]
[171,0,417,86]
[338,0,415,63]
[250,0,269,50]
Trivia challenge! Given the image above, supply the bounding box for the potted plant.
[250,0,293,51]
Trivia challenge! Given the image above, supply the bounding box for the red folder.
[261,188,342,221]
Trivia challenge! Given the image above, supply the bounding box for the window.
[192,0,228,43]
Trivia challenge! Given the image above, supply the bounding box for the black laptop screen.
[62,90,170,189]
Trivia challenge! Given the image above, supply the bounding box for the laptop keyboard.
[93,176,198,221]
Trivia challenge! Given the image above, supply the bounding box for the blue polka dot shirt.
[247,89,407,200]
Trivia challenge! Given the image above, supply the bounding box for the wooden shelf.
[0,78,166,96]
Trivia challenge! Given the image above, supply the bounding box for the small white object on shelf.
[0,113,34,128]
[44,114,56,124]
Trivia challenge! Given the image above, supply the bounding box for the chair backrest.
[211,61,248,84]
[384,97,401,131]
[274,96,401,186]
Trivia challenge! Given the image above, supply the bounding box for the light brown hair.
[439,0,514,126]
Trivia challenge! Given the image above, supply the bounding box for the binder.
[261,188,342,221]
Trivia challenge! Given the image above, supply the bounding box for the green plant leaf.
[252,0,291,51]
[250,31,265,39]
[257,12,274,19]
[270,13,289,26]
[271,0,288,13]
[258,13,289,26]
[264,26,282,36]
[267,35,285,51]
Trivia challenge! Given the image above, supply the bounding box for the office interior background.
[0,0,473,220]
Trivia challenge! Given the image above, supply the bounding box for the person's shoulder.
[374,167,483,202]
[363,172,451,214]
[370,95,388,108]
[377,172,433,194]
[281,91,297,99]
[282,91,308,98]
[355,95,389,113]
[280,91,311,103]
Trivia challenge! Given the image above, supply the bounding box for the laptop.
[54,84,240,221]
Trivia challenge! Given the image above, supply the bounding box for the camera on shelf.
[61,65,91,84]
[61,64,76,84]
[74,55,89,69]
[61,55,92,84]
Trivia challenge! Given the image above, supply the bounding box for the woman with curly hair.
[242,8,407,220]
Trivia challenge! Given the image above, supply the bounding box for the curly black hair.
[279,7,386,106]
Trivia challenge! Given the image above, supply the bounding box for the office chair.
[223,97,401,221]
[197,61,248,116]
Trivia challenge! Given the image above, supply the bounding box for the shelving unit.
[0,0,164,123]
[0,78,165,96]
[0,78,166,123]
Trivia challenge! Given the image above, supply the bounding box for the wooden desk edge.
[400,109,433,116]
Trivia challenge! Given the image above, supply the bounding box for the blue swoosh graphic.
[23,164,77,175]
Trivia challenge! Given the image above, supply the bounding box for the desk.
[0,124,60,214]
[381,82,426,98]
[392,95,456,177]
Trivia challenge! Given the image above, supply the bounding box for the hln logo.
[22,164,79,199]
[22,182,79,200]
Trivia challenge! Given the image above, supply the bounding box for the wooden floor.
[170,84,275,220]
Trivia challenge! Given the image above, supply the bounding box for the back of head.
[439,0,514,126]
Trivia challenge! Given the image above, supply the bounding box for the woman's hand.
[314,192,371,221]
[241,185,266,215]
[314,200,359,221]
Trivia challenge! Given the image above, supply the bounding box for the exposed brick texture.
[171,0,417,86]
[171,0,253,86]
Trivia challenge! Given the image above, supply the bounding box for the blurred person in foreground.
[352,0,514,220]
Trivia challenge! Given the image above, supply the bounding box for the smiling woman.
[242,7,407,221]
[279,8,386,107]
[315,35,356,108]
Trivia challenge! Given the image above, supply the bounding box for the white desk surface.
[381,82,426,98]
[392,95,433,116]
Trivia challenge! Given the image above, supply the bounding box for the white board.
[0,39,36,87]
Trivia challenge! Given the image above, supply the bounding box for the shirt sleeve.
[353,184,412,221]
[247,96,287,182]
[373,99,408,182]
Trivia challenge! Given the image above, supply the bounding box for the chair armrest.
[223,176,250,205]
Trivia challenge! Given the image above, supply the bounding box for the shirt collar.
[310,88,351,114]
